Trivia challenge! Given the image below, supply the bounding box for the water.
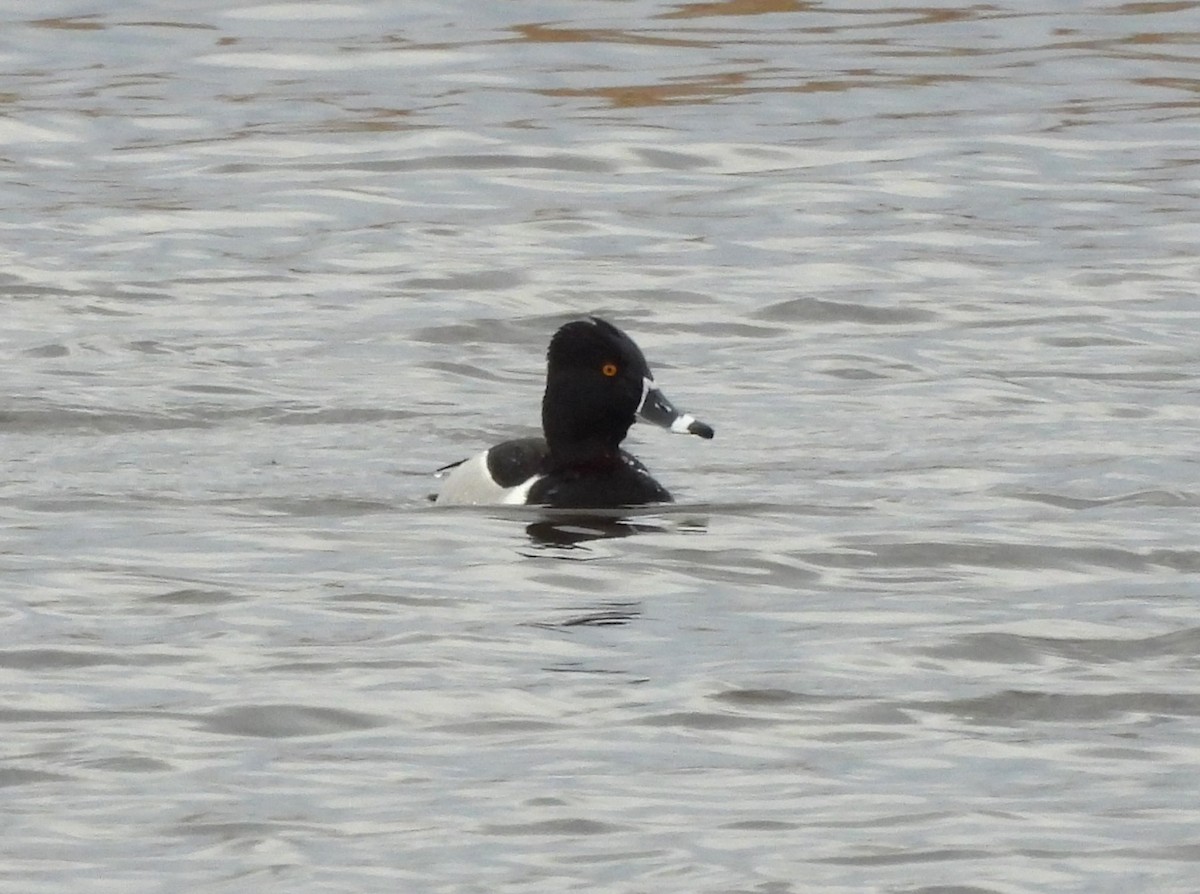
[3,2,1199,892]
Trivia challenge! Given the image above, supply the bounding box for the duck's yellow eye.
[601,362,618,377]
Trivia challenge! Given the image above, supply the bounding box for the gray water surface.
[3,2,1199,892]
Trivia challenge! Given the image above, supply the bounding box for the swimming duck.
[436,317,713,508]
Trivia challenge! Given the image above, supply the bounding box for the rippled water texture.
[3,2,1200,892]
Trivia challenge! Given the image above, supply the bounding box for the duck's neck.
[541,388,631,467]
[544,438,623,472]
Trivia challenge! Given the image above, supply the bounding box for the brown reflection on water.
[1114,1,1198,15]
[542,72,752,108]
[30,16,106,30]
[512,23,702,48]
[541,69,976,109]
[661,0,815,18]
[660,1,983,25]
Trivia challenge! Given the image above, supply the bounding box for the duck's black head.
[541,317,712,460]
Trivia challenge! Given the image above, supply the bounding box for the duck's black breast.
[526,451,672,508]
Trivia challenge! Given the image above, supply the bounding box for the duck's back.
[437,438,672,508]
[436,437,548,505]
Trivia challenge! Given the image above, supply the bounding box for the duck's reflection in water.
[521,507,709,547]
[524,516,660,546]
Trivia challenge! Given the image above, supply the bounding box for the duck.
[435,316,713,508]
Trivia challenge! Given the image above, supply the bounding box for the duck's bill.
[637,379,714,439]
